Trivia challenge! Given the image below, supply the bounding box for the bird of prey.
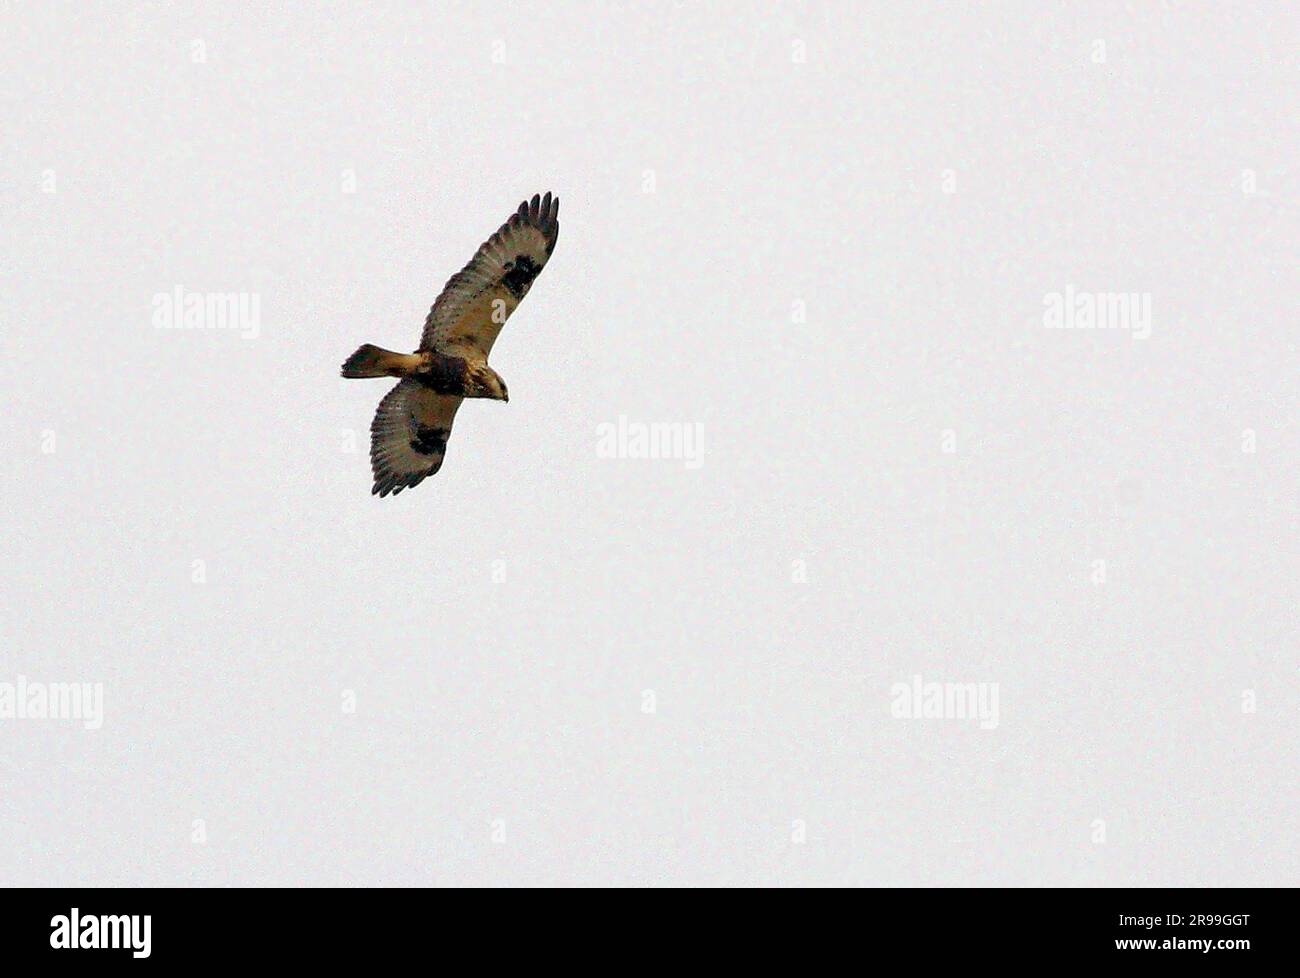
[341,192,559,496]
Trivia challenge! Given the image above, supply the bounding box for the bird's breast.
[415,352,470,395]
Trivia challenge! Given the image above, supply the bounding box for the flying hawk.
[341,192,559,496]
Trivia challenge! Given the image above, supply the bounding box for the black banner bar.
[0,887,1289,968]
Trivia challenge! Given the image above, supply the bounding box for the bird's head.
[467,363,509,402]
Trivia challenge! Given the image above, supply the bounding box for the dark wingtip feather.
[513,191,559,251]
[518,192,556,220]
[372,470,432,497]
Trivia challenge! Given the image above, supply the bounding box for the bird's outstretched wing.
[369,379,464,497]
[419,192,559,361]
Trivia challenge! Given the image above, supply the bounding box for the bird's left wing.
[418,192,559,361]
[369,379,464,497]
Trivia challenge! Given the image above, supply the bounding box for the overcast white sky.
[1,3,1296,886]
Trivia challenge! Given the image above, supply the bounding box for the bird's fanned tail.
[341,344,423,379]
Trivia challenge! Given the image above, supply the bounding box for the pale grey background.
[1,2,1296,887]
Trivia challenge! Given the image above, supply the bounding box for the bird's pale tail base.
[341,344,423,379]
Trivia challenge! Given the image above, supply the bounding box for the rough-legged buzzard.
[341,192,559,496]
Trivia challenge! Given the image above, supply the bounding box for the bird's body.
[341,192,559,496]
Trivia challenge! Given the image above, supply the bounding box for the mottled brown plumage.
[340,193,560,496]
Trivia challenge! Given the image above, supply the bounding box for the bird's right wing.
[369,379,463,497]
[418,192,559,361]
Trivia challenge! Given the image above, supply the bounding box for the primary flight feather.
[341,192,559,496]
